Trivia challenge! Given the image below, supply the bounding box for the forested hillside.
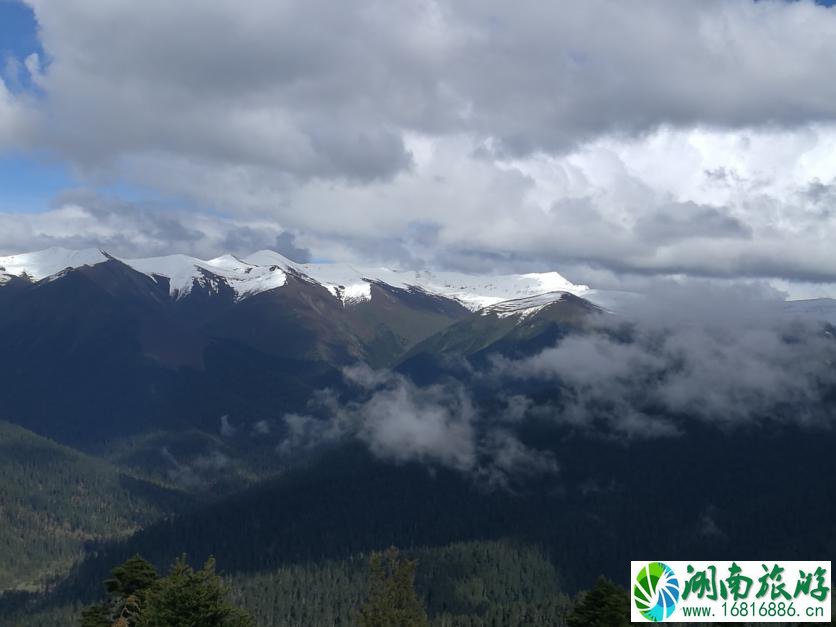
[4,423,835,624]
[1,541,572,626]
[0,421,190,592]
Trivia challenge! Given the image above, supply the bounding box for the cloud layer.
[494,281,836,436]
[4,1,836,285]
[20,0,836,170]
[0,190,310,260]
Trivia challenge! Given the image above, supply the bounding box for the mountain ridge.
[0,246,591,310]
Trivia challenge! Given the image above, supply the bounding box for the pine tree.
[113,595,142,627]
[356,546,428,627]
[140,555,253,627]
[79,555,159,627]
[79,554,252,627]
[566,576,629,627]
[79,602,111,627]
[105,555,159,606]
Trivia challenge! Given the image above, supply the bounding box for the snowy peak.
[243,250,300,268]
[381,269,589,310]
[243,251,591,309]
[479,291,577,320]
[0,247,591,309]
[206,254,256,271]
[123,253,288,299]
[0,247,109,281]
[245,251,375,303]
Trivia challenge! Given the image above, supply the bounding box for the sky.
[3,0,836,297]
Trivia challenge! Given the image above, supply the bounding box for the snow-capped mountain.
[398,291,603,373]
[478,291,583,320]
[0,248,110,282]
[0,247,590,310]
[5,246,836,450]
[0,247,605,445]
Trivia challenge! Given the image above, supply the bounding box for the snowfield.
[0,248,109,281]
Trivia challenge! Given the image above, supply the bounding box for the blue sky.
[0,154,73,213]
[0,1,40,62]
[0,1,167,213]
[1,1,64,213]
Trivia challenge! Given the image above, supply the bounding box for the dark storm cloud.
[633,202,753,244]
[272,232,311,263]
[16,0,836,178]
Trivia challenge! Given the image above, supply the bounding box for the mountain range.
[2,248,835,444]
[0,248,599,442]
[2,247,836,625]
[0,247,588,309]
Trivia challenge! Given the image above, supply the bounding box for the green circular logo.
[634,562,680,622]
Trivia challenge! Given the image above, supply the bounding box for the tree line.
[76,548,629,627]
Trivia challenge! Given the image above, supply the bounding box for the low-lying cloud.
[277,282,836,482]
[160,446,232,491]
[279,365,558,487]
[496,281,836,436]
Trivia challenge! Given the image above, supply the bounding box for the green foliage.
[0,421,188,592]
[6,541,571,626]
[105,429,269,495]
[566,576,629,627]
[356,547,428,627]
[104,555,160,605]
[77,555,159,627]
[417,541,570,626]
[220,540,571,626]
[79,602,111,627]
[112,594,142,627]
[76,554,252,627]
[141,556,253,627]
[7,603,85,627]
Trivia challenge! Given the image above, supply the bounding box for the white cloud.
[220,415,237,437]
[0,76,33,149]
[0,190,308,259]
[278,366,558,486]
[493,281,836,435]
[22,0,836,167]
[3,1,836,286]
